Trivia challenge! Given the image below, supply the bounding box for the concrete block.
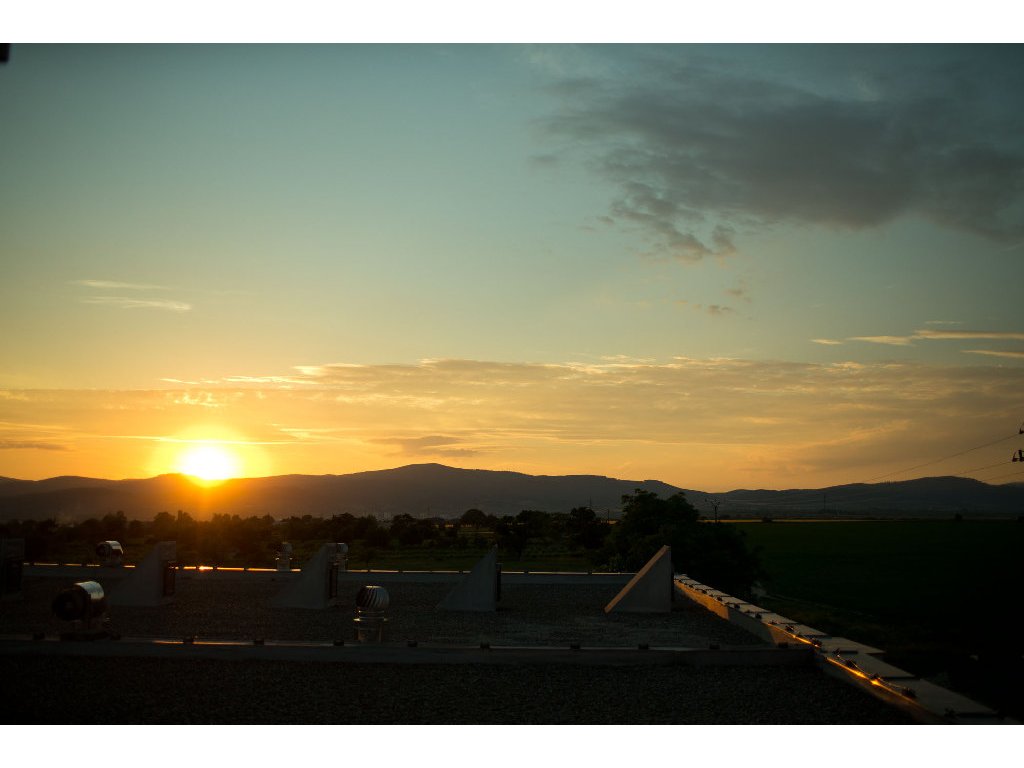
[833,653,917,679]
[271,543,346,610]
[108,541,177,607]
[816,636,886,657]
[896,678,999,719]
[437,547,498,612]
[605,545,672,614]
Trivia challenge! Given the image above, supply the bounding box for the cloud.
[73,280,168,290]
[725,281,751,303]
[4,355,1023,487]
[843,328,1024,349]
[811,338,843,345]
[541,47,1024,260]
[172,392,232,408]
[80,296,192,312]
[222,375,312,387]
[963,349,1024,360]
[849,335,914,346]
[371,434,485,458]
[0,440,70,451]
[913,329,1024,341]
[675,300,736,317]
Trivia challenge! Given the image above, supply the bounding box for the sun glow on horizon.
[174,444,243,484]
[146,424,272,483]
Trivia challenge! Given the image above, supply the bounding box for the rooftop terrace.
[0,565,923,724]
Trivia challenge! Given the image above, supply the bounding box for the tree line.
[1,490,761,596]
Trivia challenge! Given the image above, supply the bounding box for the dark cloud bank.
[542,46,1024,260]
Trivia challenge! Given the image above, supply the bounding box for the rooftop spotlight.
[52,580,112,639]
[95,540,124,567]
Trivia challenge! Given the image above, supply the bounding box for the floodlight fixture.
[95,540,124,567]
[52,580,112,639]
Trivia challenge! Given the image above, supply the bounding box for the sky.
[2,43,1023,491]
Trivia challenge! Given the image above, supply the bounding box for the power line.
[981,467,1024,484]
[956,458,1016,477]
[861,431,1021,484]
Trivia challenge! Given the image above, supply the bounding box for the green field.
[733,519,1024,717]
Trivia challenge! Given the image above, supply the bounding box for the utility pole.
[706,497,720,523]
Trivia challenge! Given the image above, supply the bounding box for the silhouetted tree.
[152,511,175,539]
[515,509,549,539]
[100,511,128,541]
[390,514,435,546]
[609,489,760,598]
[460,508,489,530]
[495,515,529,561]
[567,506,609,549]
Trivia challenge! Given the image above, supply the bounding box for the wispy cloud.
[0,420,73,452]
[725,281,752,303]
[914,329,1024,341]
[371,434,486,458]
[222,375,313,387]
[73,279,168,291]
[849,335,914,346]
[0,439,70,451]
[675,300,736,317]
[80,296,191,312]
[107,434,295,445]
[4,355,1023,487]
[811,338,843,346]
[172,392,229,408]
[844,329,1024,349]
[963,349,1024,359]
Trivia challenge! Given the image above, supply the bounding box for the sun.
[176,444,242,484]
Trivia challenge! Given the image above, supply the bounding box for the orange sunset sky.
[2,43,1023,491]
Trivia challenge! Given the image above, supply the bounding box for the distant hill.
[0,465,1021,523]
[717,476,1024,517]
[0,463,684,522]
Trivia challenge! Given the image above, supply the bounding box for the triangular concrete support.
[109,541,177,607]
[271,542,346,610]
[438,546,499,612]
[604,545,673,614]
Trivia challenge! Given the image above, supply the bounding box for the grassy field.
[732,519,1024,717]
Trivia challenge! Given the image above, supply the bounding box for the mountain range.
[0,463,1022,522]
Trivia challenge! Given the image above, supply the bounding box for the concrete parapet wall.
[673,573,1015,725]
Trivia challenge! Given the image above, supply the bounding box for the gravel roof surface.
[2,572,765,647]
[0,571,917,724]
[0,654,914,724]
